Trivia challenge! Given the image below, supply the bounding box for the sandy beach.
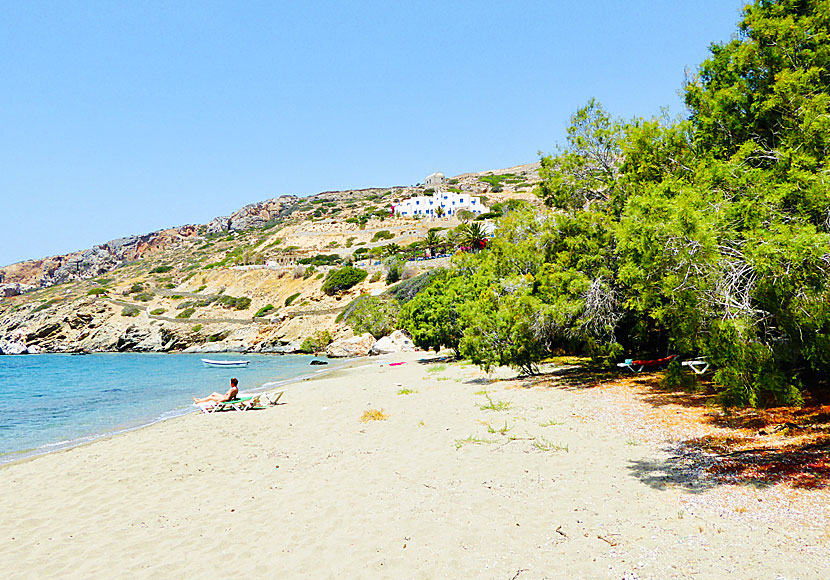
[1,352,828,579]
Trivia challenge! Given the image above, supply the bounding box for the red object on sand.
[389,362,406,367]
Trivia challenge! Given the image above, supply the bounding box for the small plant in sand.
[454,435,496,450]
[486,420,513,435]
[360,409,389,422]
[397,388,416,395]
[427,364,447,373]
[532,437,568,452]
[478,393,511,411]
[539,419,564,427]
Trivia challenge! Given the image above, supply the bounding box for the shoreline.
[0,353,362,468]
[1,351,827,578]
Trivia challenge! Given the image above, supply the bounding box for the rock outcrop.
[206,196,299,234]
[369,330,416,355]
[325,333,376,358]
[0,340,29,355]
[0,225,200,288]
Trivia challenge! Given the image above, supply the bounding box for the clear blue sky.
[1,1,744,267]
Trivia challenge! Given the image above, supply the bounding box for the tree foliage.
[398,1,830,405]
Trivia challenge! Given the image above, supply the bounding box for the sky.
[0,0,745,267]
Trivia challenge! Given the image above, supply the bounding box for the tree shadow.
[523,364,830,491]
[416,355,456,365]
[629,439,830,491]
[514,364,615,390]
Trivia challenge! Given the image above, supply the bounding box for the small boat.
[201,358,250,367]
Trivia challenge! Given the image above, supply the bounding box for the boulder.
[325,333,376,358]
[261,340,301,354]
[0,341,28,355]
[369,330,416,355]
[117,326,153,352]
[0,283,22,297]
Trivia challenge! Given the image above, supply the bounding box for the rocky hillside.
[0,163,540,355]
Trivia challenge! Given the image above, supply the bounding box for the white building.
[424,171,446,188]
[394,191,489,218]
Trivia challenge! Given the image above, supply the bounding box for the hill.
[0,163,540,355]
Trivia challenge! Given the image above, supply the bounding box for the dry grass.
[360,408,389,423]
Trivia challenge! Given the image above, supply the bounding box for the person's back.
[193,377,239,405]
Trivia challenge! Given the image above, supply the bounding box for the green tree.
[536,99,623,212]
[457,222,487,252]
[424,230,442,257]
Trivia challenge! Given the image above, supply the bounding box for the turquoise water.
[0,353,325,463]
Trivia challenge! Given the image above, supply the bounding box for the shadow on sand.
[519,364,830,491]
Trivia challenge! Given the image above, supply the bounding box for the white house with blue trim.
[394,190,489,218]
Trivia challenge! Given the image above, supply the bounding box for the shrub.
[150,265,173,274]
[176,308,196,319]
[371,230,394,243]
[129,283,144,294]
[216,295,252,310]
[284,293,300,307]
[192,324,202,333]
[33,299,60,312]
[299,330,333,354]
[150,308,166,315]
[164,283,176,289]
[134,292,154,302]
[303,266,317,280]
[386,270,444,305]
[337,295,398,339]
[254,304,275,317]
[298,254,341,266]
[321,266,368,295]
[87,288,107,296]
[370,271,382,283]
[121,305,140,317]
[661,360,698,392]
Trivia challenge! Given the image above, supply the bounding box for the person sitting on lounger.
[193,377,239,405]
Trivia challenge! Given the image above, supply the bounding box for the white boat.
[201,358,250,367]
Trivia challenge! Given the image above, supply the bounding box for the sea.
[0,353,328,464]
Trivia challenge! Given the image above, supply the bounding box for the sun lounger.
[261,391,284,405]
[617,355,677,373]
[681,359,710,374]
[196,395,263,414]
